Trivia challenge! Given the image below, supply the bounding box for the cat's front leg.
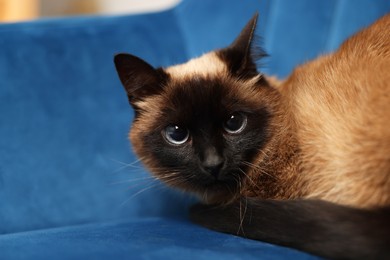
[189,198,254,237]
[190,198,390,259]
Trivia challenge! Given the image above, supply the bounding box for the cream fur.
[165,52,228,79]
[280,14,390,208]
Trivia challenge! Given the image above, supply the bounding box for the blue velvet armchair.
[1,0,389,259]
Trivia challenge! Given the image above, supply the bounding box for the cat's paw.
[189,202,241,234]
[189,203,215,226]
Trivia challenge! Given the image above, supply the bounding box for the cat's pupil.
[224,112,247,134]
[164,125,189,145]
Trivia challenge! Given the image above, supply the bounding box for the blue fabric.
[0,10,191,235]
[0,0,389,259]
[0,217,317,259]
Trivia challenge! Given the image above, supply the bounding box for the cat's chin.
[201,192,238,205]
[196,183,240,205]
[156,172,242,204]
[163,176,239,204]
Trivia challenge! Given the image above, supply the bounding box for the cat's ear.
[114,54,165,105]
[218,13,266,78]
[230,12,258,55]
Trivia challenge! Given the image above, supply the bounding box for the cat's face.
[115,14,280,203]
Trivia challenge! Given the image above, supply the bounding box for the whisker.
[241,161,279,181]
[110,157,144,166]
[109,157,145,174]
[238,167,262,191]
[118,173,178,191]
[124,179,160,191]
[120,182,164,207]
[236,175,246,235]
[109,175,158,185]
[238,197,248,236]
[225,182,235,197]
[256,148,268,158]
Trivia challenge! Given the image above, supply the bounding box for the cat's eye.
[223,112,247,134]
[164,125,189,145]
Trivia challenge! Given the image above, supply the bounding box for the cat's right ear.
[114,54,164,105]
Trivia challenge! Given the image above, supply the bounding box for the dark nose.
[202,147,224,178]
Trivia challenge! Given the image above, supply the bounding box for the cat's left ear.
[218,13,266,78]
[114,53,165,105]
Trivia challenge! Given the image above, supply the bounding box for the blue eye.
[164,125,189,145]
[223,112,247,134]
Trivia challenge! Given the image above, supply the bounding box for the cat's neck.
[241,86,306,200]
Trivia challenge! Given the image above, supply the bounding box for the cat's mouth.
[155,167,244,204]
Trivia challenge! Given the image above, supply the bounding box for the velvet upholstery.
[0,0,389,258]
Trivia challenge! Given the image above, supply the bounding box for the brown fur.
[116,14,390,209]
[277,14,390,208]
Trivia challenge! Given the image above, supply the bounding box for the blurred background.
[0,0,181,23]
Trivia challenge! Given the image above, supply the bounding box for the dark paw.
[190,201,247,237]
[189,202,240,231]
[189,203,214,225]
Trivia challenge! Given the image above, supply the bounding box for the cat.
[114,13,390,259]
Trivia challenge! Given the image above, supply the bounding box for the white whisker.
[241,161,278,181]
[109,175,158,185]
[238,197,248,236]
[120,182,164,207]
[238,167,261,191]
[109,157,145,174]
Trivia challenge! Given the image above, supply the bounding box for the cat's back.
[282,14,390,208]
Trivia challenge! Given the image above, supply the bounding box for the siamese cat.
[114,14,390,259]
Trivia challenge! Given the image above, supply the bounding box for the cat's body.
[245,14,390,208]
[114,14,390,259]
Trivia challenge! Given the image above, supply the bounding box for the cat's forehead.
[135,75,259,127]
[159,74,266,124]
[165,52,228,79]
[164,77,232,120]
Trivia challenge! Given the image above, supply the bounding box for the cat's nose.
[202,147,224,178]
